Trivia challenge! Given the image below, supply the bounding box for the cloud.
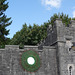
[42,0,62,9]
[73,11,75,18]
[72,6,75,9]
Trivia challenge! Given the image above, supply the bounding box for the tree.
[0,0,12,46]
[10,23,47,45]
[49,13,72,26]
[10,13,75,45]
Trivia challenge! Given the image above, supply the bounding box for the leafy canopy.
[10,13,75,45]
[0,0,12,46]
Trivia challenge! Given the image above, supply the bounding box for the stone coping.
[0,49,5,50]
[0,45,38,50]
[24,45,38,48]
[43,46,56,49]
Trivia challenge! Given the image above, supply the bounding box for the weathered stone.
[0,19,75,75]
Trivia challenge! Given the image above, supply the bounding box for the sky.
[5,0,75,38]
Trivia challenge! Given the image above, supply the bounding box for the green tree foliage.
[10,23,47,45]
[10,13,75,45]
[0,0,12,46]
[49,13,72,26]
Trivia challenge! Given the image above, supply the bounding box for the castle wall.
[38,23,57,47]
[1,19,75,75]
[0,45,57,75]
[45,25,57,46]
[57,42,75,75]
[43,46,58,75]
[55,19,75,75]
[57,26,75,42]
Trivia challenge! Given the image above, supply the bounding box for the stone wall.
[38,19,75,47]
[0,19,75,75]
[57,41,75,75]
[55,19,75,75]
[0,45,57,75]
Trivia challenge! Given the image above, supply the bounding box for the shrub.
[19,43,24,49]
[0,45,5,49]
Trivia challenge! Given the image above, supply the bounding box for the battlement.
[0,45,42,52]
[39,19,75,47]
[54,18,75,28]
[55,19,75,43]
[70,20,75,27]
[5,45,38,49]
[47,19,75,32]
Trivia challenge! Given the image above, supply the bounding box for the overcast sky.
[5,0,75,38]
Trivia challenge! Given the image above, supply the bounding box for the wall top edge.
[5,45,19,47]
[0,45,38,49]
[24,45,38,48]
[0,49,5,50]
[43,46,56,49]
[5,45,38,47]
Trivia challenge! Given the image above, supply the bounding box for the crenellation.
[55,18,63,27]
[70,20,75,27]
